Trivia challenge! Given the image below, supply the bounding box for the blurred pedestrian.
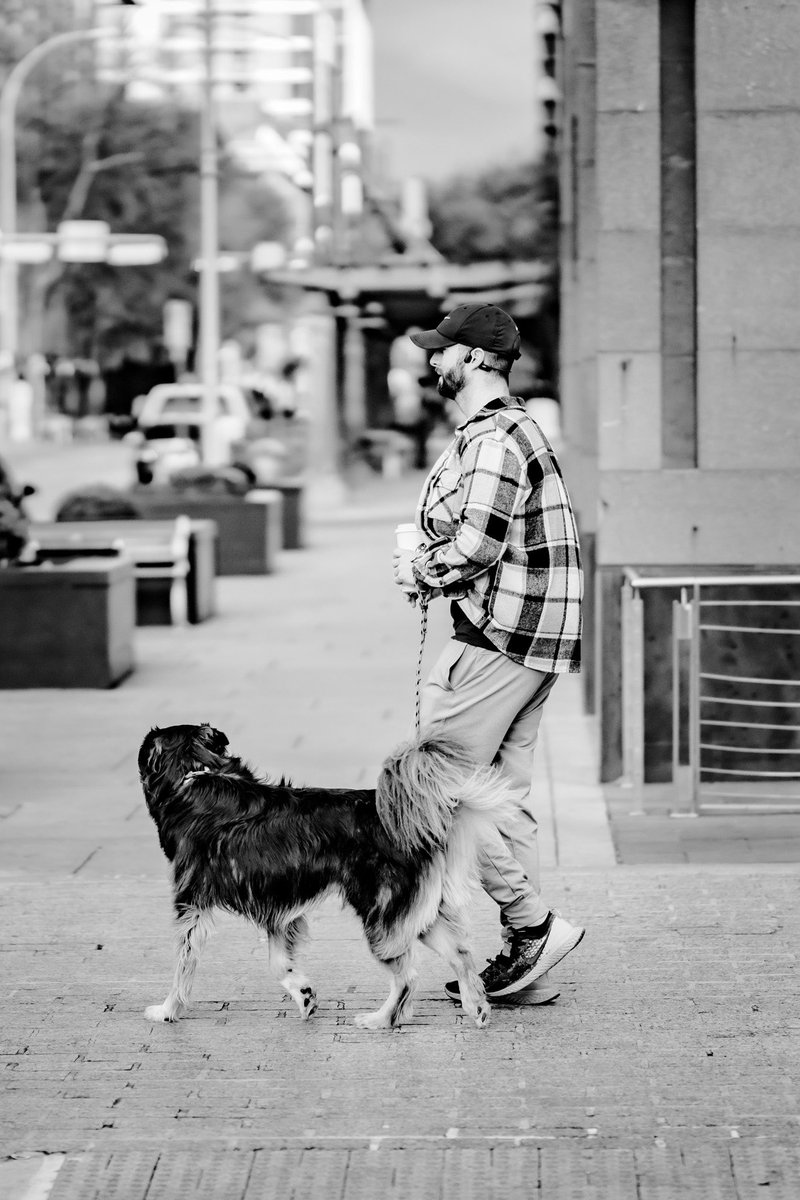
[7,364,34,442]
[53,358,77,415]
[0,453,34,563]
[392,302,585,1006]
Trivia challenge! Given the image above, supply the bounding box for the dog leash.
[414,592,429,736]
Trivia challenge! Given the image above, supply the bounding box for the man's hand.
[392,548,417,592]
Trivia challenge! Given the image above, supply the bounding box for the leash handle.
[414,592,429,736]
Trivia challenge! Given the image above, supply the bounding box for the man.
[392,302,585,1005]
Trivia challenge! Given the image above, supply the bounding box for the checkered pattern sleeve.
[413,432,523,588]
[412,400,583,673]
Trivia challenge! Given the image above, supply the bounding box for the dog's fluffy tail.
[376,733,517,856]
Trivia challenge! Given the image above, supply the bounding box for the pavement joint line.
[2,1134,784,1151]
[70,848,102,877]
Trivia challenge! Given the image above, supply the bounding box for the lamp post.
[0,28,111,369]
[197,0,221,463]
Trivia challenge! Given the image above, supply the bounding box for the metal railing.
[622,572,800,814]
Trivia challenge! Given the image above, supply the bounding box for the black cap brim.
[409,329,456,351]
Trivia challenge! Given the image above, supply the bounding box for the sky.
[370,0,539,185]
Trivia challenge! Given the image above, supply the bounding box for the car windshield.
[159,394,202,414]
[143,423,201,441]
[155,392,246,417]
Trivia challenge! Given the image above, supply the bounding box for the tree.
[15,84,291,365]
[427,154,558,267]
[427,153,561,391]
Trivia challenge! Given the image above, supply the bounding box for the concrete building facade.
[555,0,800,782]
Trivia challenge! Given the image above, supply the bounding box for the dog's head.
[138,724,231,862]
[138,723,230,801]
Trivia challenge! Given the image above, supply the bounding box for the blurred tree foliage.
[427,154,560,391]
[427,154,558,266]
[16,85,291,364]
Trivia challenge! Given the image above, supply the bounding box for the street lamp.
[0,28,114,367]
[0,224,167,267]
[106,236,168,267]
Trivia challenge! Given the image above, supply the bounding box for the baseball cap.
[409,302,521,360]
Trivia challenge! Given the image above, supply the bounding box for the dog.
[138,723,518,1030]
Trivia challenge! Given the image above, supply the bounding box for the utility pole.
[198,0,221,462]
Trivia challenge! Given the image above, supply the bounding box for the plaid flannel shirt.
[412,397,582,673]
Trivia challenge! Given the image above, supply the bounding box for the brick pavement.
[3,870,798,1197]
[1,440,799,1198]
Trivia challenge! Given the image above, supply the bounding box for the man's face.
[431,344,469,402]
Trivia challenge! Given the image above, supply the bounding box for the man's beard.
[436,362,465,401]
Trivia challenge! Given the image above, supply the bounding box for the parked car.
[125,382,257,485]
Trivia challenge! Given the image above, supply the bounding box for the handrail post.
[621,577,645,812]
[670,588,697,816]
[688,581,701,814]
[672,595,683,803]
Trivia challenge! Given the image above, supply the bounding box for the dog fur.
[138,723,517,1030]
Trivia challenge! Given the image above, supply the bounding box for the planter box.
[31,518,217,627]
[0,558,135,688]
[130,488,282,575]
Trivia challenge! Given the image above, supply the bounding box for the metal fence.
[621,572,800,814]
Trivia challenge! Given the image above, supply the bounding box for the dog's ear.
[192,724,229,766]
[138,727,164,776]
[199,724,228,754]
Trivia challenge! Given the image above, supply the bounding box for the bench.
[31,517,199,627]
[129,488,282,575]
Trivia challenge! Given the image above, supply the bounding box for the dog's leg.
[145,905,213,1023]
[354,948,418,1030]
[421,913,490,1029]
[267,917,317,1020]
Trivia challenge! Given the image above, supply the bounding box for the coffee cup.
[394,524,427,594]
[394,523,425,551]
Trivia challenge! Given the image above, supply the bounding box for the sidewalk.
[1,441,799,1199]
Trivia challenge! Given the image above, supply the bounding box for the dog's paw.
[354,1010,391,1030]
[474,1001,491,1029]
[300,986,317,1020]
[144,1004,177,1023]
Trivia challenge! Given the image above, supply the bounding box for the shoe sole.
[486,926,586,999]
[445,983,560,1006]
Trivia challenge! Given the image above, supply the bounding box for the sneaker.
[444,970,560,1006]
[481,913,585,999]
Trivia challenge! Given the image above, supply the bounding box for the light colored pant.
[416,639,556,933]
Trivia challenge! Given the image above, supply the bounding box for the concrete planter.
[0,558,135,688]
[32,518,218,627]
